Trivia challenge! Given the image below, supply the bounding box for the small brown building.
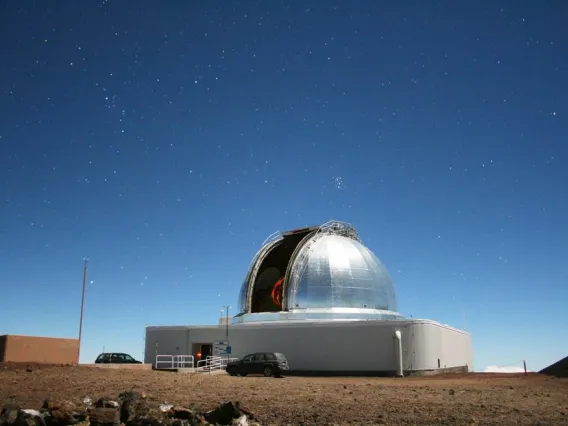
[0,334,79,365]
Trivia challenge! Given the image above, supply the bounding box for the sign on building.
[213,341,228,356]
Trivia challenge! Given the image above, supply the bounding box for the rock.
[124,415,163,426]
[231,415,249,426]
[169,407,201,422]
[19,411,42,417]
[118,392,141,403]
[94,399,119,409]
[171,420,208,426]
[119,395,148,424]
[120,398,164,426]
[0,404,20,425]
[166,407,209,425]
[0,407,45,426]
[448,389,455,396]
[4,394,258,426]
[204,402,242,426]
[15,410,46,426]
[234,403,254,420]
[118,392,159,426]
[41,399,87,426]
[89,407,120,426]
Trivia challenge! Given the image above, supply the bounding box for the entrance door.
[192,343,214,367]
[201,344,212,361]
[192,343,204,367]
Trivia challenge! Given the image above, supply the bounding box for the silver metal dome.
[234,221,402,324]
[285,234,397,312]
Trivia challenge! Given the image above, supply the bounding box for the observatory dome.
[285,233,397,312]
[234,221,402,323]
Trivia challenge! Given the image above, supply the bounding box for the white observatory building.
[145,221,472,375]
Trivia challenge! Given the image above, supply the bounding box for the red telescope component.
[271,277,284,308]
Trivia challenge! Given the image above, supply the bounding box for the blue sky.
[0,1,566,372]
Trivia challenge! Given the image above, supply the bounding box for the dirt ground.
[1,363,567,425]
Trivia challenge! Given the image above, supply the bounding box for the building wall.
[146,319,472,373]
[145,326,226,365]
[1,335,79,365]
[401,321,473,372]
[230,321,398,371]
[145,328,186,360]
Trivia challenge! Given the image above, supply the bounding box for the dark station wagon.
[94,352,142,364]
[226,352,289,377]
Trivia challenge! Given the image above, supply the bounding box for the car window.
[96,354,105,362]
[123,354,135,361]
[253,353,265,362]
[111,354,124,362]
[264,353,276,361]
[242,355,254,363]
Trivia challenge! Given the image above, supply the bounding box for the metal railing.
[195,356,240,373]
[177,355,194,368]
[155,354,239,371]
[155,354,195,369]
[218,356,239,368]
[196,356,222,372]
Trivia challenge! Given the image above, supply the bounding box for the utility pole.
[222,305,231,364]
[77,258,88,365]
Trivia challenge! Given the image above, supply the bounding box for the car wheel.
[263,366,273,377]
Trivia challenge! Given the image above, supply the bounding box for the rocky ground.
[1,363,567,425]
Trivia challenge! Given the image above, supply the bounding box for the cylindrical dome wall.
[235,221,402,323]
